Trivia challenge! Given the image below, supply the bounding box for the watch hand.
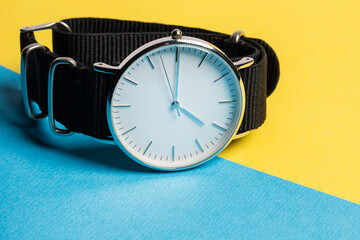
[178,105,205,126]
[160,55,180,116]
[175,47,180,100]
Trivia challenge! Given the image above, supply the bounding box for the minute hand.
[160,55,180,116]
[178,105,205,126]
[175,47,180,100]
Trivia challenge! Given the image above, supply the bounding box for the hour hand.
[178,105,205,126]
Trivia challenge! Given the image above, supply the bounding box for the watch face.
[108,37,245,170]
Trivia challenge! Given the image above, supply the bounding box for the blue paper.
[0,65,359,239]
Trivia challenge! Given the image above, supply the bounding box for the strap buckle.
[21,43,46,119]
[20,21,72,120]
[48,57,77,136]
[20,21,72,33]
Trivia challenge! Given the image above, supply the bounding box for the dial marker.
[121,126,136,135]
[195,139,204,152]
[198,52,208,68]
[143,141,152,155]
[172,145,175,161]
[146,56,155,69]
[213,72,229,83]
[212,122,227,132]
[113,104,131,108]
[219,100,236,104]
[123,77,138,85]
[176,46,179,62]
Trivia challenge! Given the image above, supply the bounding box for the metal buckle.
[21,43,47,119]
[48,57,76,136]
[20,21,72,120]
[20,21,72,33]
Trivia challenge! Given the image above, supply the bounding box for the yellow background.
[1,1,359,203]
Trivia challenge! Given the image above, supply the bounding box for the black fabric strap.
[20,17,280,139]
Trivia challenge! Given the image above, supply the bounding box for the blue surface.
[0,65,360,239]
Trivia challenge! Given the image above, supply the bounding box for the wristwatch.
[20,18,280,171]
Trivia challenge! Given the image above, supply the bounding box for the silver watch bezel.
[102,35,246,171]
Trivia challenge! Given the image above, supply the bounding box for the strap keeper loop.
[48,57,77,136]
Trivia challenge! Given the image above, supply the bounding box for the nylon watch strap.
[20,17,280,140]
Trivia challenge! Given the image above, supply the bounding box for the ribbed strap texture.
[20,17,280,139]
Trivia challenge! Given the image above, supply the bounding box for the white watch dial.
[109,40,245,170]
